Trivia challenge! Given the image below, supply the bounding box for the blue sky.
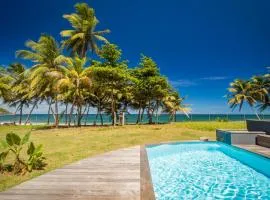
[0,0,269,114]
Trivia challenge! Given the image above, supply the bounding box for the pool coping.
[140,145,156,200]
[233,144,270,159]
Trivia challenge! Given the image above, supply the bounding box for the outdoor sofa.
[216,120,270,148]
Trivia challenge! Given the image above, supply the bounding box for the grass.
[0,121,246,191]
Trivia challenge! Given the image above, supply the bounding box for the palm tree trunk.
[19,102,23,125]
[68,106,73,127]
[251,106,261,120]
[25,101,37,125]
[65,103,68,125]
[73,112,77,126]
[111,105,114,126]
[136,107,141,124]
[14,105,20,124]
[113,111,117,126]
[155,101,159,124]
[47,99,52,125]
[85,105,90,126]
[79,105,87,126]
[93,101,102,125]
[141,107,145,122]
[94,107,99,126]
[147,109,152,124]
[81,41,86,58]
[54,98,59,128]
[68,98,76,127]
[100,111,104,125]
[169,113,173,122]
[111,95,116,126]
[147,101,153,124]
[19,103,23,125]
[77,105,81,126]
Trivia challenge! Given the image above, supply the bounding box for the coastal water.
[0,114,269,125]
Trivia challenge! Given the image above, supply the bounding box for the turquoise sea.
[0,114,269,124]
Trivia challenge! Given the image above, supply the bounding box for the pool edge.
[142,140,270,199]
[140,145,156,200]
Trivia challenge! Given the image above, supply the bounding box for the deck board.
[234,144,270,158]
[0,146,140,200]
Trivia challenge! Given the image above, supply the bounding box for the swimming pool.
[146,142,270,199]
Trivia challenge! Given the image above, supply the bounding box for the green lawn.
[0,121,245,191]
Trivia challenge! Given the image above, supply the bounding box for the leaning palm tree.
[61,3,110,57]
[16,35,66,127]
[227,79,261,119]
[163,92,190,122]
[251,74,270,112]
[6,63,30,124]
[57,56,92,126]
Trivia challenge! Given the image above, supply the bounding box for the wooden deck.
[0,146,140,200]
[234,144,270,158]
[3,142,268,200]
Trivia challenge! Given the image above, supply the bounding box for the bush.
[0,132,46,175]
[215,117,229,122]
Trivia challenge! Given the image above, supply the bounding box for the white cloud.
[200,76,228,81]
[170,79,197,88]
[170,76,228,88]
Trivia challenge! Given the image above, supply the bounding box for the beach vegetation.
[0,2,189,126]
[0,132,46,175]
[227,73,269,119]
[0,108,11,115]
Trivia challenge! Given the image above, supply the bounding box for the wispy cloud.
[170,79,197,88]
[200,76,229,81]
[170,76,229,88]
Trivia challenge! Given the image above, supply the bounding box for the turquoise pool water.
[146,142,270,199]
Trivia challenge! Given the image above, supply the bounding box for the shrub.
[215,117,229,122]
[0,132,46,175]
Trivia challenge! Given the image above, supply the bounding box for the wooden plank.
[140,145,156,200]
[0,146,141,200]
[0,194,139,200]
[234,144,270,158]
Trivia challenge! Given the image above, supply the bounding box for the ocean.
[0,114,269,125]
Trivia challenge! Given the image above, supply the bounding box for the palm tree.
[57,56,92,126]
[0,67,12,101]
[61,3,110,57]
[163,92,190,122]
[6,63,30,124]
[250,74,270,112]
[16,35,66,127]
[87,83,109,126]
[227,79,261,119]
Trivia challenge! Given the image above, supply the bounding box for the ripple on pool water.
[148,144,270,200]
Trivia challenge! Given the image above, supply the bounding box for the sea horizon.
[1,113,269,124]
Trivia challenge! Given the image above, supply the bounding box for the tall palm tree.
[61,3,110,57]
[227,79,261,119]
[251,74,270,112]
[6,63,30,124]
[57,56,92,126]
[16,35,66,127]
